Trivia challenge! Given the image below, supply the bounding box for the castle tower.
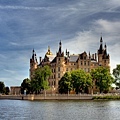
[55,41,65,88]
[29,49,38,79]
[57,41,64,57]
[98,36,103,66]
[98,36,110,69]
[102,43,110,69]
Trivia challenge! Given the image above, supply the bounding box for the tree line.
[0,81,10,95]
[59,67,114,94]
[58,64,120,94]
[21,65,120,95]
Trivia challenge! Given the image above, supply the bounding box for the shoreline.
[0,94,120,100]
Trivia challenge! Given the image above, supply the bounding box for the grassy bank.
[93,95,120,100]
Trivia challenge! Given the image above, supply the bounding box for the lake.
[0,100,120,120]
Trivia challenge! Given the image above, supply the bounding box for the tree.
[91,67,114,93]
[21,78,31,94]
[113,64,120,88]
[31,65,52,94]
[58,72,72,94]
[5,87,10,95]
[71,70,92,94]
[0,81,5,94]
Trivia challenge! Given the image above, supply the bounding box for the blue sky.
[0,0,120,87]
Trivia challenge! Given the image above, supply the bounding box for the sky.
[0,0,120,87]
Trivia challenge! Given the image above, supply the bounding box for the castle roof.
[69,54,79,62]
[51,57,57,63]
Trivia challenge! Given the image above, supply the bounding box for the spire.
[89,51,91,59]
[100,33,103,43]
[48,46,50,52]
[32,49,35,60]
[66,49,67,56]
[59,40,62,46]
[59,40,62,54]
[46,46,53,55]
[32,49,37,63]
[99,36,103,54]
[105,43,107,49]
[100,36,103,43]
[33,49,35,54]
[104,43,107,55]
[57,41,64,57]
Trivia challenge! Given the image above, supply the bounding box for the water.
[0,100,120,120]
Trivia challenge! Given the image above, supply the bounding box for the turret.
[97,36,110,69]
[59,41,62,54]
[98,36,104,65]
[29,49,38,79]
[56,41,64,57]
[98,36,103,54]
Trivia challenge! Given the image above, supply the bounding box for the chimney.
[95,53,97,60]
[92,54,94,59]
[39,57,42,63]
[68,51,70,58]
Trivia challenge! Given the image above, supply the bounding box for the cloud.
[62,19,120,73]
[0,54,7,59]
[63,31,99,55]
[0,5,50,10]
[3,69,16,74]
[93,19,120,34]
[9,42,20,46]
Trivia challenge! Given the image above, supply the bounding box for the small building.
[10,86,21,95]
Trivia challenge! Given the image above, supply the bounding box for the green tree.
[5,87,10,95]
[71,70,92,94]
[58,72,72,94]
[0,81,5,94]
[21,78,31,94]
[31,65,52,94]
[113,64,120,88]
[91,67,114,93]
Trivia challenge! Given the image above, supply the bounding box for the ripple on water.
[0,100,120,120]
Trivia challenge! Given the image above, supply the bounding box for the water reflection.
[0,100,120,120]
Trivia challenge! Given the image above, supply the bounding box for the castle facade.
[29,36,110,93]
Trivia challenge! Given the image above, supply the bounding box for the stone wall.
[0,94,93,100]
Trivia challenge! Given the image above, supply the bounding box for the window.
[52,75,53,79]
[84,61,86,66]
[58,67,60,72]
[81,61,82,65]
[66,68,68,71]
[58,58,60,61]
[52,81,55,86]
[58,73,60,78]
[88,61,90,66]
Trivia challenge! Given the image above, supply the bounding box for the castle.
[29,36,110,93]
